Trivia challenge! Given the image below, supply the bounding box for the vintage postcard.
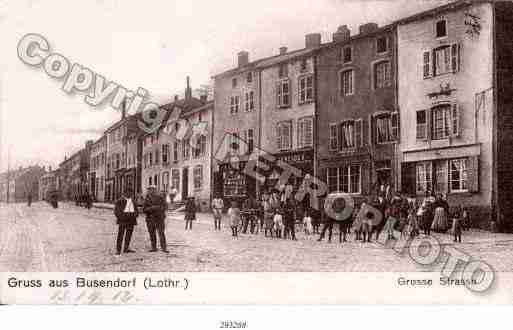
[1,0,513,305]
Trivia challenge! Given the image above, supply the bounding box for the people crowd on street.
[205,181,471,245]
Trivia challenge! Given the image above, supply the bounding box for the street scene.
[1,0,513,277]
[1,201,513,272]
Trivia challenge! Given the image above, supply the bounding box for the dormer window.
[376,37,388,54]
[300,59,307,71]
[436,19,447,38]
[278,64,288,78]
[343,46,352,63]
[247,72,253,83]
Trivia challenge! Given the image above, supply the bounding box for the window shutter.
[355,119,363,147]
[277,124,282,150]
[242,130,248,155]
[286,122,292,149]
[423,51,431,79]
[338,122,344,150]
[466,156,479,193]
[391,112,399,141]
[360,163,370,195]
[451,43,461,72]
[305,117,313,147]
[276,82,282,108]
[451,103,460,137]
[329,124,338,151]
[401,162,416,196]
[297,119,304,148]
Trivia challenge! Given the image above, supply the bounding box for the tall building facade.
[397,0,513,230]
[141,78,212,210]
[259,36,318,194]
[212,51,262,205]
[316,23,398,200]
[88,135,107,202]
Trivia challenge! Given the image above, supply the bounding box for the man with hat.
[114,187,138,254]
[143,185,169,253]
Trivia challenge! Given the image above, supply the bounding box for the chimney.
[305,33,321,48]
[185,76,192,101]
[174,95,179,102]
[359,22,379,35]
[121,99,127,119]
[237,51,249,67]
[200,94,207,102]
[279,46,288,55]
[333,25,351,43]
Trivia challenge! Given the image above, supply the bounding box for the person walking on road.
[185,197,196,230]
[143,186,169,253]
[212,195,224,230]
[114,188,138,255]
[228,201,241,238]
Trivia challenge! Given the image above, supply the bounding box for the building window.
[162,144,169,164]
[339,120,355,149]
[300,59,307,71]
[277,121,292,151]
[173,142,178,162]
[374,61,391,89]
[340,69,354,96]
[155,149,160,165]
[434,45,451,76]
[171,169,180,190]
[432,104,457,140]
[230,95,239,114]
[193,165,203,190]
[343,46,352,63]
[327,165,361,193]
[416,161,432,194]
[247,72,253,83]
[436,19,447,38]
[277,79,290,108]
[329,124,338,151]
[375,112,398,143]
[297,117,313,148]
[416,110,427,140]
[242,129,254,154]
[298,75,314,104]
[162,172,169,192]
[449,159,468,192]
[278,64,288,78]
[376,36,388,54]
[244,91,254,112]
[182,138,190,159]
[232,78,237,88]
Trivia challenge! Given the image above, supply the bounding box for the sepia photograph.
[1,0,513,306]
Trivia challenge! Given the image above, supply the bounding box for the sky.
[0,0,451,172]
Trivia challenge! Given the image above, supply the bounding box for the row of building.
[6,1,513,231]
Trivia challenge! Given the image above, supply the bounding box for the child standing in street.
[452,209,462,243]
[184,197,196,230]
[228,201,241,238]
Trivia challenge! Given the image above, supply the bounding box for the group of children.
[221,192,472,244]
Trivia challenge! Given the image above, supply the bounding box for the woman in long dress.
[431,195,449,232]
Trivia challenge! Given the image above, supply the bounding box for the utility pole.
[6,144,10,203]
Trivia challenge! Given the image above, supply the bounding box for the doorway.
[182,167,189,200]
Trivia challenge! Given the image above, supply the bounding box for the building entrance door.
[182,167,188,200]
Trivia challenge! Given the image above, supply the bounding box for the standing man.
[283,198,296,240]
[143,186,169,253]
[212,195,224,230]
[114,187,138,255]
